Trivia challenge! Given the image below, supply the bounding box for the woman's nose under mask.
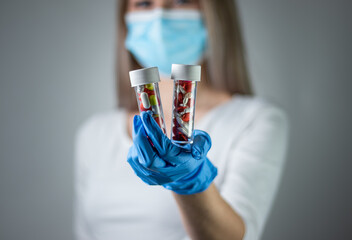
[125,8,208,76]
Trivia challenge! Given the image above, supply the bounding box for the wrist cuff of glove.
[163,158,218,195]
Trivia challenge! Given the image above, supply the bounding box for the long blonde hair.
[116,0,252,111]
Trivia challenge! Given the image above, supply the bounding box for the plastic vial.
[129,67,167,135]
[170,64,201,145]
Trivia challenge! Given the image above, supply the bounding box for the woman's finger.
[127,147,158,185]
[141,111,182,158]
[191,130,212,160]
[133,114,166,168]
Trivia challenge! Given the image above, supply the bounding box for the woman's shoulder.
[225,95,288,122]
[233,96,289,139]
[206,95,289,136]
[206,95,289,165]
[75,108,126,144]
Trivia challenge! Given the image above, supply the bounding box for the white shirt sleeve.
[219,104,289,240]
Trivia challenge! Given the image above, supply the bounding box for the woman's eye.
[135,1,153,8]
[174,0,192,5]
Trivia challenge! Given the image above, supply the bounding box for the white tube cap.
[129,67,160,87]
[171,64,201,81]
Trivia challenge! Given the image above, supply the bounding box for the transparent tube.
[171,79,197,145]
[134,83,167,135]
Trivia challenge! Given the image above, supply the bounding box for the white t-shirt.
[74,95,289,240]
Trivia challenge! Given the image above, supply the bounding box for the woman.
[74,0,289,239]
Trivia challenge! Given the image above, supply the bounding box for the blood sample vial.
[129,67,167,135]
[170,64,201,145]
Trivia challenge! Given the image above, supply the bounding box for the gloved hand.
[127,111,217,195]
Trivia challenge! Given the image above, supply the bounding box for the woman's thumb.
[191,130,212,160]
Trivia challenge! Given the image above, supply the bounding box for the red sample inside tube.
[171,80,195,142]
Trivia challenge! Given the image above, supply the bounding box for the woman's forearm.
[172,183,245,240]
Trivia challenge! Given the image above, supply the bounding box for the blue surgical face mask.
[125,8,208,76]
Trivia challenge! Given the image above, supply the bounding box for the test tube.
[170,64,201,145]
[129,67,167,135]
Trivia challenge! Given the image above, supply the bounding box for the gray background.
[0,0,351,239]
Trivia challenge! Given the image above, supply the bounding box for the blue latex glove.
[127,111,217,195]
